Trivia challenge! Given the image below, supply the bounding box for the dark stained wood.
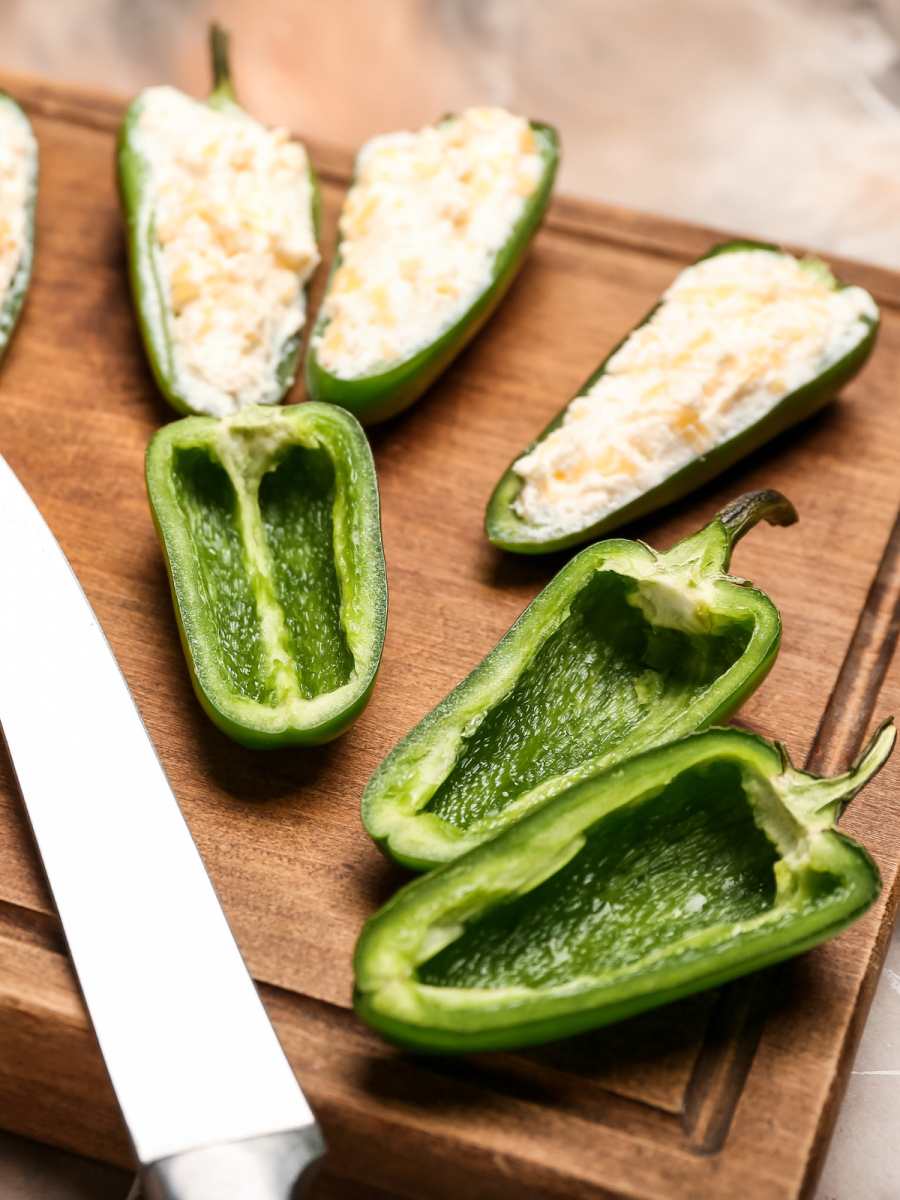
[0,70,899,1200]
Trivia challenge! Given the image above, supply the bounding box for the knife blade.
[0,452,326,1199]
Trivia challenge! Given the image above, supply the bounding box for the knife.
[0,452,326,1198]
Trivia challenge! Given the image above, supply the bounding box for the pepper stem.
[779,718,896,828]
[661,488,798,578]
[836,717,897,819]
[209,22,237,106]
[718,489,798,571]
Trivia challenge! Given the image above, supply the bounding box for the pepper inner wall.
[420,760,782,990]
[173,448,269,701]
[172,443,353,704]
[424,570,751,829]
[260,444,353,699]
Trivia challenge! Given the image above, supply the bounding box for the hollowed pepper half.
[0,92,37,364]
[146,403,387,747]
[363,489,796,870]
[355,720,893,1053]
[486,240,879,553]
[305,115,559,425]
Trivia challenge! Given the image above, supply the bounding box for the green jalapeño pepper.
[118,24,322,418]
[363,489,796,871]
[146,402,387,747]
[0,92,37,364]
[487,239,879,553]
[305,113,559,425]
[355,720,893,1053]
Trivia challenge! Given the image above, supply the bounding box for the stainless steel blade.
[0,453,325,1198]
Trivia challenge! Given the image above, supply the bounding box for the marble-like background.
[7,0,900,265]
[1,2,900,1197]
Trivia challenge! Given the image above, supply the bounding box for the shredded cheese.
[0,103,32,317]
[134,87,319,416]
[313,107,544,379]
[513,250,877,536]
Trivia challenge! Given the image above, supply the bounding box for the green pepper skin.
[117,25,321,418]
[146,402,387,747]
[486,240,879,554]
[0,93,37,365]
[355,720,893,1054]
[304,121,559,426]
[363,489,797,871]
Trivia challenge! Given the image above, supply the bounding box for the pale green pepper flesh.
[363,490,797,871]
[425,570,749,831]
[147,403,387,747]
[170,443,353,704]
[421,758,781,989]
[355,723,893,1054]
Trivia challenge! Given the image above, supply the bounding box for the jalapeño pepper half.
[363,490,796,870]
[305,118,559,426]
[146,403,387,747]
[0,92,37,364]
[118,25,321,417]
[486,240,879,554]
[355,721,893,1054]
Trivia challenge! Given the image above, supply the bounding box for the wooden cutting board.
[1,71,900,1200]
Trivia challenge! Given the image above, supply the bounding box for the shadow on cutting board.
[0,1129,131,1200]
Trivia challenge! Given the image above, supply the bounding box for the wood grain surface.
[1,70,899,1200]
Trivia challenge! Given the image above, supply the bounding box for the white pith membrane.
[134,86,320,417]
[0,103,32,315]
[312,107,544,379]
[513,250,877,537]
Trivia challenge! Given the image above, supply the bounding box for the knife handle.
[140,1127,326,1200]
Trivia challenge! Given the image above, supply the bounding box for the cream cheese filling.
[134,86,319,417]
[313,107,544,380]
[0,103,33,318]
[513,250,877,536]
